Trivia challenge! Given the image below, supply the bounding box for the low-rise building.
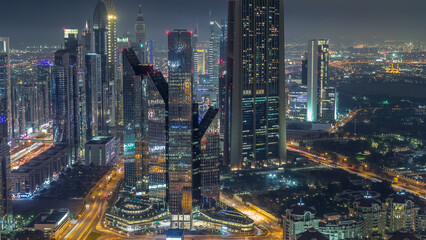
[350,193,386,238]
[25,209,70,239]
[11,145,69,195]
[85,136,118,166]
[386,192,420,233]
[318,215,364,240]
[283,200,320,240]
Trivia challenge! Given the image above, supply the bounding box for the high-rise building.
[146,68,167,204]
[36,60,52,124]
[123,45,218,230]
[93,0,109,135]
[135,5,146,45]
[105,0,117,127]
[64,29,79,52]
[134,4,148,64]
[306,39,336,123]
[218,19,228,164]
[52,50,80,164]
[228,0,286,169]
[122,51,149,193]
[0,37,12,224]
[301,54,308,86]
[167,29,194,229]
[85,53,104,140]
[207,20,221,106]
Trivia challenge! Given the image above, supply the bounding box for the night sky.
[1,0,426,48]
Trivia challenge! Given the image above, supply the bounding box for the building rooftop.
[355,194,382,208]
[288,200,316,215]
[11,145,67,174]
[387,192,415,204]
[297,228,329,240]
[387,230,420,240]
[86,136,114,145]
[27,209,69,228]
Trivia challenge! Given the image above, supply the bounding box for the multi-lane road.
[287,146,426,200]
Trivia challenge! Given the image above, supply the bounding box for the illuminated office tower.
[228,0,286,170]
[0,37,12,224]
[207,20,221,106]
[122,45,218,229]
[105,0,117,127]
[85,53,104,140]
[168,30,193,229]
[64,29,79,52]
[37,60,52,124]
[218,19,228,164]
[134,4,148,64]
[52,50,79,164]
[122,50,149,193]
[21,84,40,133]
[93,0,109,134]
[306,39,336,123]
[199,115,220,202]
[135,5,146,44]
[116,37,132,126]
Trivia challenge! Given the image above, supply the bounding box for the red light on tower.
[63,28,66,31]
[189,30,193,35]
[166,31,170,34]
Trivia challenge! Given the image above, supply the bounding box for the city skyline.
[3,0,426,48]
[0,0,425,239]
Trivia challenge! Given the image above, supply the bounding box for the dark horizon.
[2,0,426,48]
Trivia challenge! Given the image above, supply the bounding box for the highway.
[59,161,124,240]
[287,146,426,200]
[58,157,284,240]
[10,143,53,170]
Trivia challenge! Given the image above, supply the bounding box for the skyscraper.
[306,39,336,123]
[0,37,12,224]
[228,0,286,170]
[207,20,221,106]
[85,53,104,140]
[134,4,148,64]
[167,29,194,229]
[52,50,79,164]
[105,0,117,127]
[93,0,109,135]
[64,29,79,52]
[36,60,52,125]
[135,5,146,45]
[122,50,149,193]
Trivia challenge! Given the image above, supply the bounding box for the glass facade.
[307,39,335,123]
[147,72,167,203]
[122,53,149,193]
[52,50,79,164]
[85,53,104,140]
[168,30,193,229]
[0,37,12,221]
[230,0,285,169]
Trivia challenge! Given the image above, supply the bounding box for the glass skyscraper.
[306,39,336,123]
[93,0,109,135]
[228,0,286,170]
[122,51,149,193]
[52,50,79,164]
[167,29,194,229]
[0,37,12,224]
